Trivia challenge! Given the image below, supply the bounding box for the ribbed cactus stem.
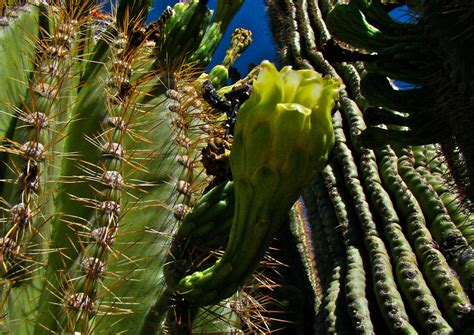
[61,29,133,331]
[267,0,474,333]
[395,147,474,297]
[0,0,262,333]
[0,3,78,279]
[361,147,453,333]
[378,146,472,332]
[320,163,376,333]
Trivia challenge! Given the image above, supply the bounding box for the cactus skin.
[2,0,473,333]
[266,0,474,334]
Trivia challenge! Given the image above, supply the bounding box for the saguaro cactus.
[266,0,474,333]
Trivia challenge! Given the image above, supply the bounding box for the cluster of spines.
[0,0,29,26]
[267,0,474,333]
[0,2,220,332]
[165,79,207,214]
[59,20,137,330]
[0,1,79,283]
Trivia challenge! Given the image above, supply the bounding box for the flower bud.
[231,61,342,210]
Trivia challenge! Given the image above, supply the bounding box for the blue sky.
[106,1,414,81]
[144,2,414,77]
[147,0,278,76]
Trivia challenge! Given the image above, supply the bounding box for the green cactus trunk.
[0,1,285,334]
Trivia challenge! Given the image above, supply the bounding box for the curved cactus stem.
[189,0,244,67]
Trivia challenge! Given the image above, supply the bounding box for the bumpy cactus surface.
[4,0,473,333]
[267,0,474,333]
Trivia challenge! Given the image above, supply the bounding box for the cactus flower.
[231,60,341,211]
[176,61,342,306]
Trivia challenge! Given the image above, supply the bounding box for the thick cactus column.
[0,1,260,334]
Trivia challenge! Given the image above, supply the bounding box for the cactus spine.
[0,1,294,333]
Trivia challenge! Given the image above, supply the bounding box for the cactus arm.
[360,73,428,113]
[91,68,214,332]
[360,127,442,148]
[352,0,419,32]
[208,28,252,88]
[326,3,388,52]
[326,2,422,53]
[363,108,412,128]
[155,1,212,67]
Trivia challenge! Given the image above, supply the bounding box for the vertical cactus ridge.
[333,116,416,334]
[360,147,453,334]
[289,199,321,313]
[322,257,354,334]
[320,163,376,334]
[378,146,473,332]
[0,4,38,134]
[395,147,474,297]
